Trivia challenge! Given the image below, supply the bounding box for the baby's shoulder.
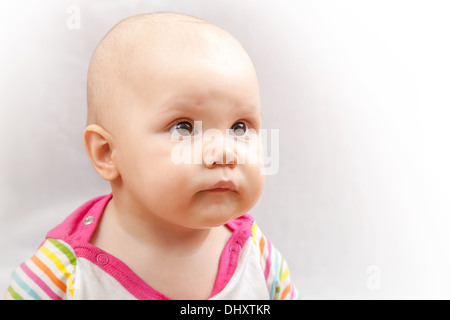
[5,238,77,300]
[245,220,299,300]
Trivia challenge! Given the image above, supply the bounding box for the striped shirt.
[5,194,298,300]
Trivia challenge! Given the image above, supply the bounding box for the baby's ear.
[83,124,119,181]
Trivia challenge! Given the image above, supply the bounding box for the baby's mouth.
[204,180,237,192]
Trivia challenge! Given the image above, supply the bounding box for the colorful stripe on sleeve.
[5,238,77,300]
[251,222,299,300]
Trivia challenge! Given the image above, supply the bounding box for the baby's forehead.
[150,88,261,125]
[137,62,259,111]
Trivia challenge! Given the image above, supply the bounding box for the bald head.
[86,12,258,130]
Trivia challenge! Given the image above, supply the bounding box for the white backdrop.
[1,0,450,299]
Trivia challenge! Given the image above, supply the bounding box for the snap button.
[96,254,109,265]
[83,216,95,225]
[229,243,241,253]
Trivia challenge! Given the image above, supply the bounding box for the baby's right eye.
[169,121,194,136]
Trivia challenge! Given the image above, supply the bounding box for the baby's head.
[84,12,265,229]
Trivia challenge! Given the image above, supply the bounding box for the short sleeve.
[251,222,299,300]
[5,238,77,300]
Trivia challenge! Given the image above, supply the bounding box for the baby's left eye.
[230,122,248,136]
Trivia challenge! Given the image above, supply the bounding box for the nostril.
[202,142,238,167]
[227,154,238,166]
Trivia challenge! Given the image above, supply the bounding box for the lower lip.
[207,188,233,192]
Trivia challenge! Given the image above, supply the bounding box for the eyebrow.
[156,101,203,117]
[157,100,262,122]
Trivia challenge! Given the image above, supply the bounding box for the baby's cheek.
[238,136,265,171]
[151,161,194,197]
[247,164,265,196]
[235,133,264,165]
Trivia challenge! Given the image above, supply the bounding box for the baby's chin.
[184,208,245,230]
[186,196,245,224]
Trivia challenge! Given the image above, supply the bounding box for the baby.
[5,12,297,300]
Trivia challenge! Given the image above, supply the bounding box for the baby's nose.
[202,136,238,168]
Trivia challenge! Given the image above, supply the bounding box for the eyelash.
[168,118,255,137]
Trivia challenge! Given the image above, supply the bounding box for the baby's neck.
[92,197,218,253]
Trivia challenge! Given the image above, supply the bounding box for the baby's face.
[109,30,265,229]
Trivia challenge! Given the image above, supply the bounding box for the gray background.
[1,0,450,299]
